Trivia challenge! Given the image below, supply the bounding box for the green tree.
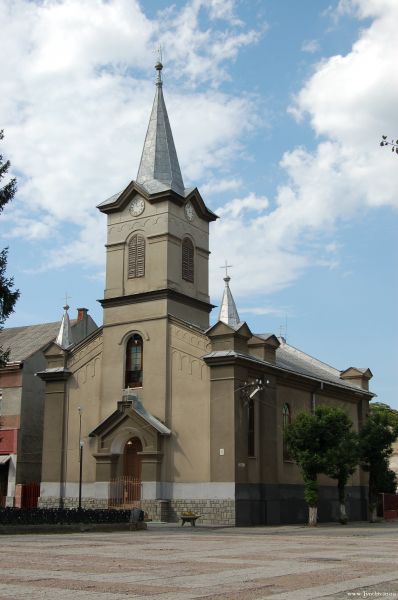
[0,129,20,366]
[286,406,361,525]
[324,425,359,524]
[285,406,349,526]
[370,402,398,430]
[359,410,398,522]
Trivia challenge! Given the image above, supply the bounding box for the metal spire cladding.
[136,61,185,197]
[55,304,74,350]
[218,274,241,328]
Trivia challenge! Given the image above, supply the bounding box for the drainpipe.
[311,382,324,413]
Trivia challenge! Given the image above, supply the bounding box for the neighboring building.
[0,308,97,507]
[37,62,374,525]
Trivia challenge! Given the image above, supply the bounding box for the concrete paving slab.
[0,522,397,599]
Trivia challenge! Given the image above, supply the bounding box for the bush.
[0,507,131,526]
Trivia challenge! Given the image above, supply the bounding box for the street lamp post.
[78,440,84,510]
[78,406,83,510]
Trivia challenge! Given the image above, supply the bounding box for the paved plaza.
[0,521,397,600]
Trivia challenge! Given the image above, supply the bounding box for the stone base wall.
[38,497,108,509]
[38,496,236,525]
[169,499,235,526]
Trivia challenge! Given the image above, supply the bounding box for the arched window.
[248,398,255,457]
[125,334,143,388]
[182,238,194,282]
[128,234,145,278]
[282,403,291,461]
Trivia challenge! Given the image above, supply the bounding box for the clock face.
[184,201,194,222]
[129,197,145,217]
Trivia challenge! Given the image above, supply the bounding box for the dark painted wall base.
[235,484,368,526]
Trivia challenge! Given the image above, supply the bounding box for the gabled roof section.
[250,333,280,348]
[97,181,218,222]
[206,319,252,338]
[340,367,373,379]
[89,395,171,438]
[136,61,185,197]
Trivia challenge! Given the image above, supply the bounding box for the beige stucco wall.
[167,320,211,483]
[64,332,103,485]
[104,193,210,311]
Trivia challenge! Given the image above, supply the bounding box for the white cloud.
[210,0,398,302]
[240,306,291,318]
[2,0,397,306]
[201,177,243,196]
[217,193,269,218]
[158,2,262,86]
[0,0,262,273]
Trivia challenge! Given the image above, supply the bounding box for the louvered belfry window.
[128,234,145,278]
[182,238,194,282]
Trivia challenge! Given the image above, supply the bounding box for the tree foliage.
[323,419,359,524]
[0,130,20,366]
[285,405,357,525]
[370,402,398,430]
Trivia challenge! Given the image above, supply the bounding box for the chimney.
[77,308,88,322]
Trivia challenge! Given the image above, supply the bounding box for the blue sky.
[1,0,397,407]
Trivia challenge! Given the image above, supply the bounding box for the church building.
[37,62,374,525]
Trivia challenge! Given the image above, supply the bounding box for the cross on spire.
[157,43,163,64]
[220,260,233,279]
[63,292,71,310]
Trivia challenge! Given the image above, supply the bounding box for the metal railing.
[108,477,142,508]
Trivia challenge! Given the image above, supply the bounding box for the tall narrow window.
[182,238,194,282]
[248,398,255,457]
[282,403,291,461]
[125,334,143,388]
[128,234,145,278]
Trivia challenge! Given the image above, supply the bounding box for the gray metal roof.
[136,62,185,197]
[131,395,171,435]
[97,190,123,208]
[0,321,64,362]
[275,338,357,389]
[203,338,373,395]
[218,276,240,328]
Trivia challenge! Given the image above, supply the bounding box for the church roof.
[275,338,349,387]
[203,338,374,396]
[136,61,185,197]
[0,321,65,362]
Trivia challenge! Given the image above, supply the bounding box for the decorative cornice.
[98,288,215,313]
[36,368,72,382]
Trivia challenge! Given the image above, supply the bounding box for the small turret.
[218,266,240,328]
[55,304,74,350]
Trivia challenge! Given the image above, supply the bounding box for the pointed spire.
[218,272,240,328]
[55,304,74,350]
[136,61,185,197]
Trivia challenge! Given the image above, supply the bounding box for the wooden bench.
[180,514,201,527]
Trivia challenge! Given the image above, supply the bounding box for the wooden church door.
[123,437,142,502]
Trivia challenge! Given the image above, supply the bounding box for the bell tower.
[98,61,217,330]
